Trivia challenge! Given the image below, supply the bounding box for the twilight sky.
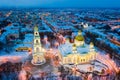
[0,0,120,8]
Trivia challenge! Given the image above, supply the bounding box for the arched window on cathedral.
[36,32,38,35]
[36,40,39,44]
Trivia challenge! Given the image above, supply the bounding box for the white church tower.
[31,26,46,65]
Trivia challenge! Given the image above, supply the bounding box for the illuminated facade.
[62,43,97,65]
[62,51,96,65]
[31,26,46,65]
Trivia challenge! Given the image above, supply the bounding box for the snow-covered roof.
[77,45,90,54]
[0,25,19,43]
[51,22,78,32]
[38,21,52,32]
[58,43,72,56]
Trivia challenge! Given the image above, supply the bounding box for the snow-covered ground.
[0,51,30,65]
[0,33,33,65]
[64,64,92,72]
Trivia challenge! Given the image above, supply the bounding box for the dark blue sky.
[0,0,120,8]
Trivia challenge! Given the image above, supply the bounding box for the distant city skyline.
[0,0,120,8]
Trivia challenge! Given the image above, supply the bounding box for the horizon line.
[0,6,120,9]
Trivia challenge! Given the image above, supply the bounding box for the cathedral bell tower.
[31,26,46,65]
